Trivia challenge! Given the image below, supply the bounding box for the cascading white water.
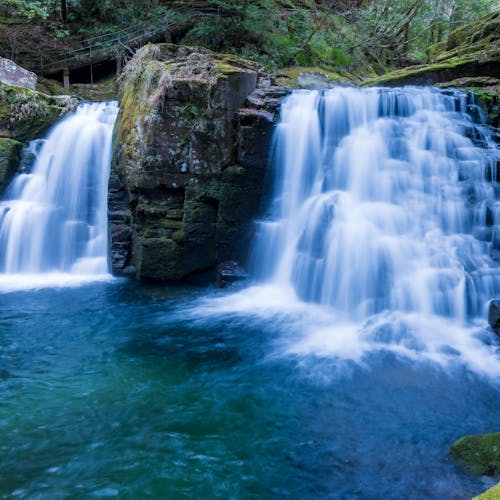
[251,87,500,324]
[0,101,118,288]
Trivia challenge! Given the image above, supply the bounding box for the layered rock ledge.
[110,44,286,280]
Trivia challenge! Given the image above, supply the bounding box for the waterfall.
[0,102,118,288]
[251,87,500,324]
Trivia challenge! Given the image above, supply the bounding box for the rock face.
[0,57,37,90]
[450,432,500,476]
[110,44,285,280]
[0,82,76,192]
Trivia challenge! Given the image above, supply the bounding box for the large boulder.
[0,56,36,90]
[110,44,285,280]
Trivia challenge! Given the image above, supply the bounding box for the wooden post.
[89,46,94,84]
[115,40,122,76]
[63,67,70,89]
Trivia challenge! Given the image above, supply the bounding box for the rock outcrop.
[110,44,286,280]
[0,56,36,90]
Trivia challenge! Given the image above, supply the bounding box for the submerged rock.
[450,432,500,476]
[216,260,248,288]
[111,43,285,280]
[488,300,500,334]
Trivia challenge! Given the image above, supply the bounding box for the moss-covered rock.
[473,482,500,499]
[363,11,500,89]
[110,43,284,280]
[450,432,500,476]
[0,136,22,193]
[0,82,76,143]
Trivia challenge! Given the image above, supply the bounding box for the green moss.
[364,10,500,88]
[473,482,500,499]
[0,137,22,191]
[450,432,500,476]
[171,230,185,242]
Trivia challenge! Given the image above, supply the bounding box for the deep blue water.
[1,280,499,499]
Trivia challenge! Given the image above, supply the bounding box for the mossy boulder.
[450,432,500,476]
[0,136,22,192]
[110,43,284,280]
[0,82,76,143]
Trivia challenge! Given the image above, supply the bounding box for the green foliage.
[1,0,51,21]
[0,0,498,77]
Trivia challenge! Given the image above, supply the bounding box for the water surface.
[1,281,499,499]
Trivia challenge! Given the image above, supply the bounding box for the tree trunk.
[61,0,67,23]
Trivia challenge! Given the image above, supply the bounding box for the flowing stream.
[0,101,118,289]
[0,89,499,499]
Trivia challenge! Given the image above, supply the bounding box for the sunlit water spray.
[0,102,118,290]
[197,87,500,376]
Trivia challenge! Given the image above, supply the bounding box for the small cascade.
[0,102,118,283]
[251,87,500,324]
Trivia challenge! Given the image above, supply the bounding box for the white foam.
[0,273,115,292]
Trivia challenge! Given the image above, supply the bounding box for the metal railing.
[35,14,172,77]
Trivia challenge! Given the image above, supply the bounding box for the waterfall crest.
[0,102,118,288]
[251,87,500,323]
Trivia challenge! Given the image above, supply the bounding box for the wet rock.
[488,300,500,334]
[450,432,500,476]
[111,44,285,281]
[0,57,36,90]
[0,137,22,193]
[216,260,248,288]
